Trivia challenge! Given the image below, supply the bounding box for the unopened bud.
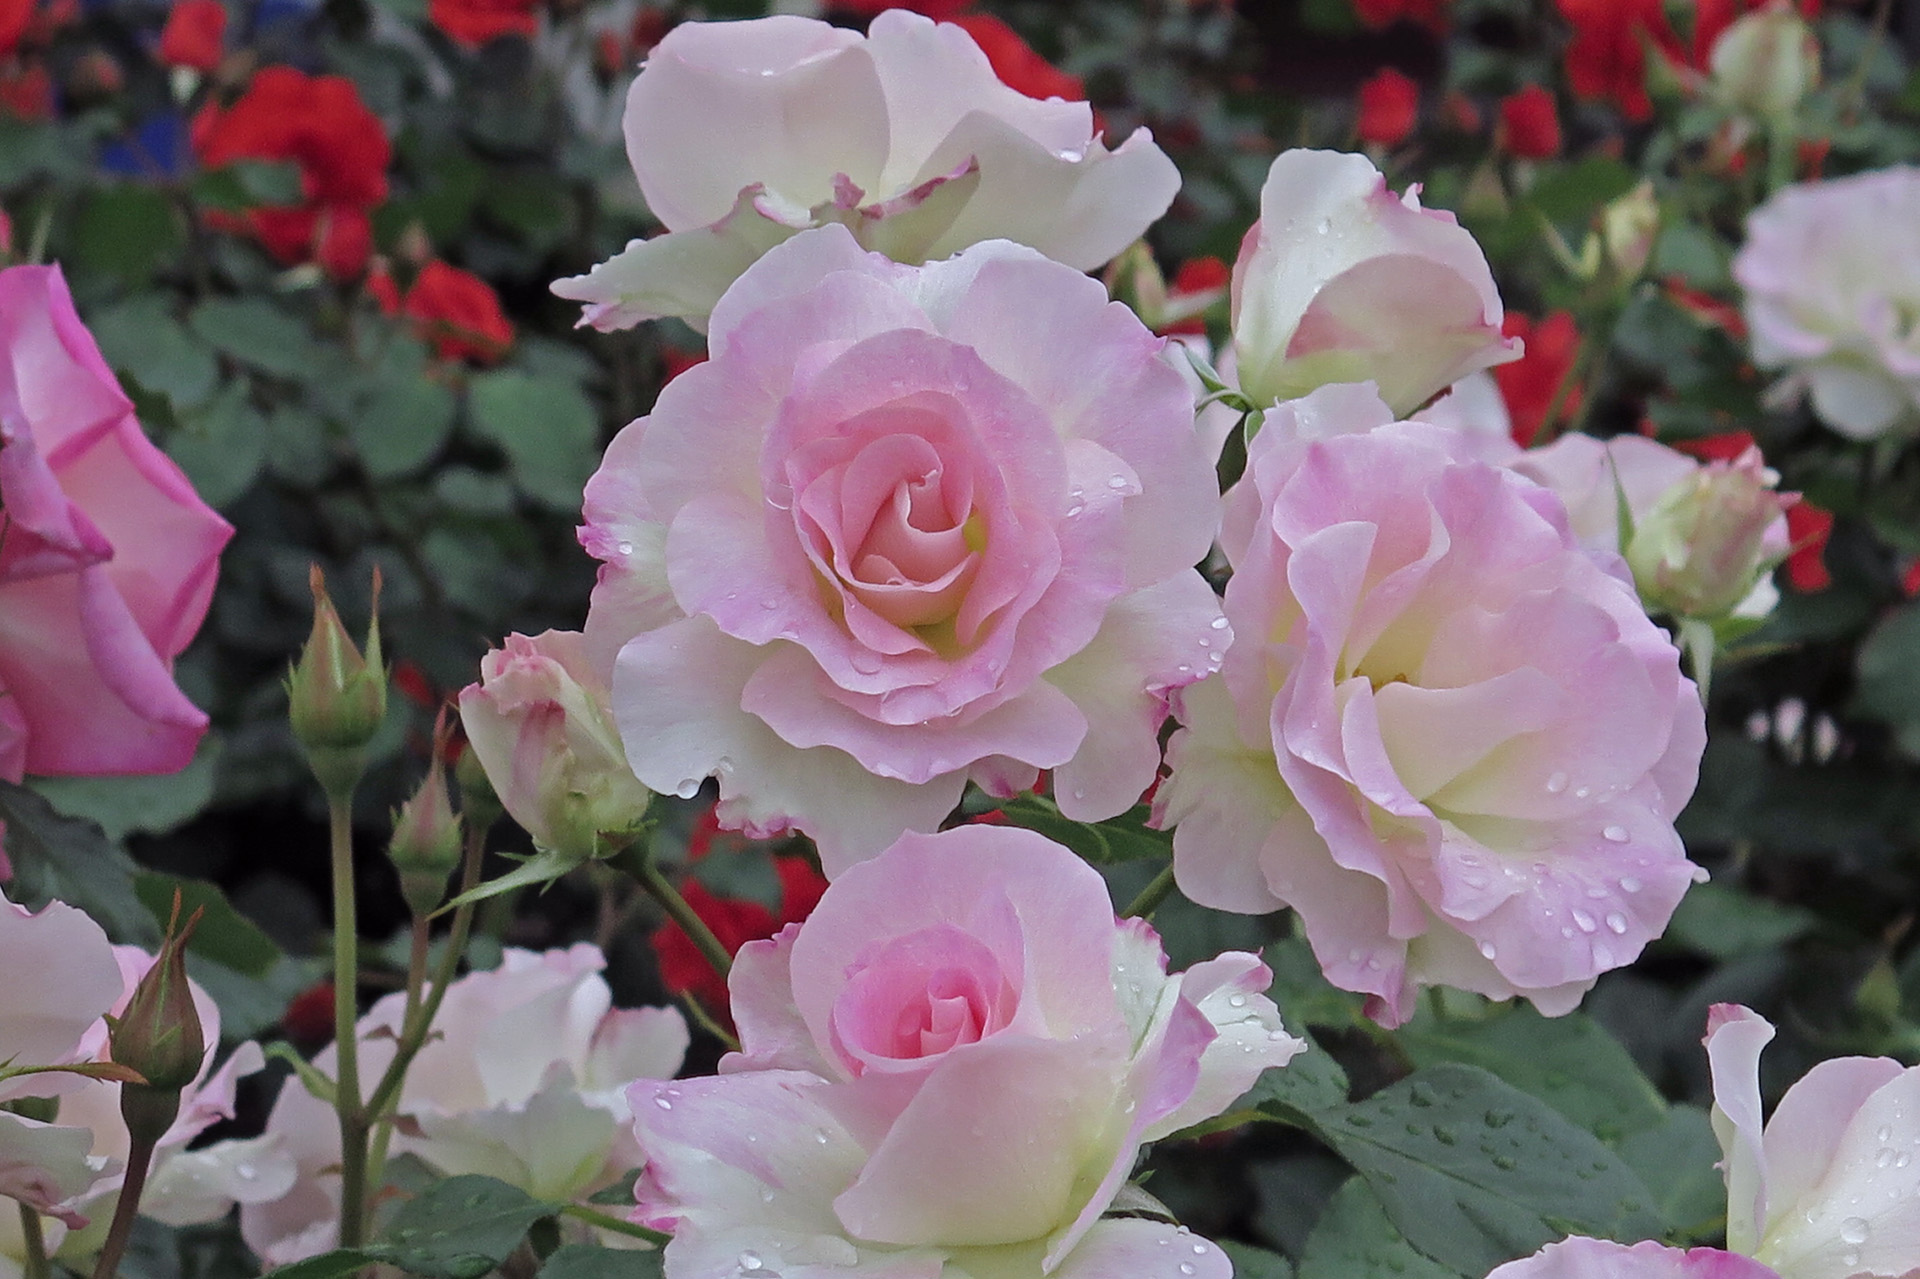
[1626,448,1796,619]
[390,712,464,917]
[287,565,387,797]
[1711,5,1819,120]
[107,898,205,1146]
[1601,181,1660,284]
[454,734,503,834]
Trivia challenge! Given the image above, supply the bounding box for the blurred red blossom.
[370,260,514,364]
[159,0,226,72]
[1557,0,1684,122]
[430,0,536,48]
[1352,0,1448,33]
[1160,255,1230,336]
[191,66,391,279]
[1495,309,1582,446]
[1499,85,1561,159]
[835,0,971,18]
[950,14,1083,102]
[1357,67,1419,148]
[0,0,29,57]
[1784,502,1833,592]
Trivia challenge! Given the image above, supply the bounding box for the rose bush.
[1155,384,1705,1024]
[552,10,1179,331]
[627,824,1303,1278]
[583,223,1222,872]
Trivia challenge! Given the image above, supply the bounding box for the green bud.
[106,897,205,1148]
[454,732,504,835]
[390,711,465,917]
[287,565,388,797]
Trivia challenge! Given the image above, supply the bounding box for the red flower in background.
[835,0,971,18]
[191,66,391,279]
[652,806,828,1024]
[1357,67,1419,148]
[370,260,514,364]
[0,63,51,119]
[159,0,226,72]
[0,0,31,57]
[1159,255,1229,337]
[1556,0,1684,122]
[1689,0,1822,70]
[429,0,537,48]
[949,14,1083,102]
[1352,0,1448,33]
[1500,85,1561,159]
[1495,310,1582,447]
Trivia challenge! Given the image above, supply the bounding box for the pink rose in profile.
[628,825,1303,1278]
[242,946,688,1266]
[552,10,1180,331]
[1705,1004,1920,1279]
[1490,1238,1781,1279]
[1229,149,1521,417]
[1154,385,1705,1026]
[583,224,1223,873]
[458,630,654,861]
[0,265,230,800]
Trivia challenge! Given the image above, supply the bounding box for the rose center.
[829,923,1016,1073]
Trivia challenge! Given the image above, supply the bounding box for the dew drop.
[1477,940,1497,960]
[1572,909,1596,934]
[1573,786,1592,799]
[1842,1217,1871,1246]
[1878,1148,1896,1169]
[761,598,779,610]
[1179,1266,1196,1276]
[1314,217,1331,235]
[236,1164,258,1182]
[653,1095,673,1110]
[851,650,883,675]
[1227,993,1248,1008]
[1603,825,1629,843]
[813,1129,831,1145]
[1604,912,1628,935]
[1065,501,1085,517]
[1107,475,1130,490]
[1192,1244,1207,1255]
[1210,616,1229,630]
[616,541,634,557]
[1546,771,1569,794]
[674,778,702,800]
[738,1253,763,1271]
[1879,1125,1894,1143]
[1619,876,1642,893]
[1897,1152,1911,1169]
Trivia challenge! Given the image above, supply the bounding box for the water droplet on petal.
[814,1129,831,1145]
[739,1253,763,1271]
[1877,1148,1896,1169]
[1842,1218,1871,1246]
[1573,786,1592,799]
[1210,616,1229,631]
[1619,876,1642,893]
[653,1095,673,1110]
[1227,993,1248,1008]
[1605,912,1628,935]
[1878,1125,1893,1143]
[851,651,883,675]
[674,778,702,799]
[616,541,634,557]
[1603,825,1629,843]
[236,1164,258,1181]
[1179,1265,1196,1276]
[1546,772,1569,794]
[1572,909,1596,934]
[1477,940,1497,960]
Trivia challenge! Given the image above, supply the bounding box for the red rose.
[0,62,52,119]
[1499,85,1561,159]
[159,0,225,72]
[0,0,29,58]
[1784,502,1833,593]
[191,66,391,278]
[373,260,514,364]
[1351,0,1448,33]
[836,0,971,18]
[429,0,536,48]
[949,14,1084,103]
[1556,0,1684,122]
[1357,67,1419,148]
[1493,309,1581,447]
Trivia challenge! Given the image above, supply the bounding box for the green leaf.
[1399,1006,1667,1142]
[189,298,323,381]
[167,380,268,508]
[30,737,221,841]
[192,161,304,211]
[1298,1065,1665,1276]
[133,874,280,976]
[0,781,160,945]
[1854,603,1920,755]
[1218,1239,1295,1279]
[90,296,220,411]
[1615,1105,1727,1243]
[1242,1028,1349,1117]
[995,795,1171,863]
[535,1245,664,1279]
[1662,880,1817,961]
[1526,157,1638,229]
[350,345,458,479]
[262,1250,374,1279]
[72,185,185,285]
[1297,1179,1457,1279]
[373,1175,558,1279]
[1260,937,1368,1032]
[467,370,601,510]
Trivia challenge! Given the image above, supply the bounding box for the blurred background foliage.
[8,0,1920,1273]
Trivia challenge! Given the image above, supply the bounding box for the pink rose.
[458,630,653,861]
[0,265,230,783]
[1154,385,1705,1026]
[1489,1238,1781,1279]
[1229,149,1521,417]
[1705,1004,1920,1279]
[242,946,687,1265]
[552,11,1180,332]
[583,224,1223,872]
[628,825,1303,1278]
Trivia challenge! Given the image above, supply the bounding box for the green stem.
[1122,864,1177,919]
[364,911,433,1194]
[557,1203,671,1247]
[89,1130,158,1279]
[19,1204,47,1279]
[327,794,369,1250]
[619,843,732,983]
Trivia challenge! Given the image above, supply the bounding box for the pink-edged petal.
[1144,951,1304,1141]
[1705,1003,1776,1257]
[725,925,838,1078]
[706,221,900,354]
[1487,1237,1782,1279]
[583,1006,690,1091]
[1047,571,1225,822]
[0,1113,110,1228]
[1047,1218,1234,1279]
[1159,677,1297,916]
[611,617,964,874]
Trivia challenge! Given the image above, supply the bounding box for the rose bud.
[1711,6,1819,120]
[286,566,387,797]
